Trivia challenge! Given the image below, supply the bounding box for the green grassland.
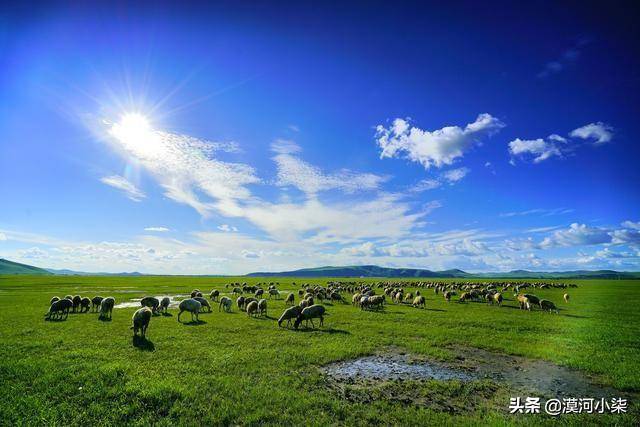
[0,275,638,426]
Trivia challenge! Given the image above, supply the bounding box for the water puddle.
[321,347,631,403]
[322,353,472,381]
[113,294,189,309]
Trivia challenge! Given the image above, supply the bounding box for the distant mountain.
[46,268,144,276]
[247,265,640,279]
[0,258,51,275]
[247,265,472,278]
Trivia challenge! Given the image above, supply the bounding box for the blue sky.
[1,2,639,274]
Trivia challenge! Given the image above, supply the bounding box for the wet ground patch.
[113,295,188,309]
[320,346,631,412]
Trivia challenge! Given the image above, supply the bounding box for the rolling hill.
[246,265,640,279]
[0,259,51,275]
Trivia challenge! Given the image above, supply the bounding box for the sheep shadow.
[98,316,113,322]
[132,335,155,351]
[161,312,173,317]
[424,308,446,312]
[294,327,349,334]
[44,316,68,322]
[181,319,207,326]
[253,315,276,321]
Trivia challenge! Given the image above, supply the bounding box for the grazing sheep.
[294,305,326,329]
[209,290,220,301]
[80,297,91,313]
[412,295,425,308]
[487,292,502,306]
[64,295,73,301]
[99,297,115,320]
[219,296,232,312]
[539,299,558,314]
[299,299,308,310]
[72,295,82,313]
[45,298,73,320]
[516,294,531,311]
[268,289,280,299]
[91,296,104,312]
[140,296,160,314]
[367,295,385,310]
[458,292,471,303]
[194,297,211,312]
[178,298,202,323]
[563,293,570,303]
[50,296,60,305]
[330,292,343,302]
[393,292,403,304]
[232,287,242,295]
[237,296,246,310]
[352,293,361,306]
[443,291,454,302]
[522,294,540,306]
[277,306,302,327]
[255,289,264,299]
[246,300,259,317]
[131,307,152,337]
[285,293,295,305]
[305,296,314,306]
[190,290,201,298]
[160,297,170,314]
[258,299,268,316]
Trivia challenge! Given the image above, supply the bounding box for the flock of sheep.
[45,280,574,340]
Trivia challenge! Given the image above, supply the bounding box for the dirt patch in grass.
[320,346,631,412]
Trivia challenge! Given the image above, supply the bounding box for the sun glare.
[109,112,160,156]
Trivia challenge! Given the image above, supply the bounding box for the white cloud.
[570,122,613,144]
[410,179,441,192]
[18,247,49,259]
[272,141,388,195]
[217,224,238,232]
[0,232,6,241]
[540,223,612,248]
[622,220,640,230]
[100,175,146,202]
[442,167,469,183]
[144,227,170,232]
[409,168,469,193]
[508,137,562,163]
[500,208,573,218]
[107,120,260,216]
[376,114,505,169]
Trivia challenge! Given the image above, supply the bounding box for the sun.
[109,112,159,156]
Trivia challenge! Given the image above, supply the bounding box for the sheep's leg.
[320,316,323,327]
[310,319,315,328]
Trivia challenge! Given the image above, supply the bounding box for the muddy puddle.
[323,353,472,382]
[322,347,627,401]
[113,294,189,309]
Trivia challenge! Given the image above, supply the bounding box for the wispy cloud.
[376,114,505,169]
[271,140,388,195]
[500,208,574,218]
[217,224,238,232]
[100,175,146,201]
[509,123,613,164]
[537,37,591,78]
[570,122,613,144]
[144,227,170,232]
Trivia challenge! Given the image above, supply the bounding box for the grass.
[0,275,638,426]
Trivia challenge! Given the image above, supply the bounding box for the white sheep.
[99,297,115,320]
[178,298,201,323]
[131,307,152,337]
[219,296,232,312]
